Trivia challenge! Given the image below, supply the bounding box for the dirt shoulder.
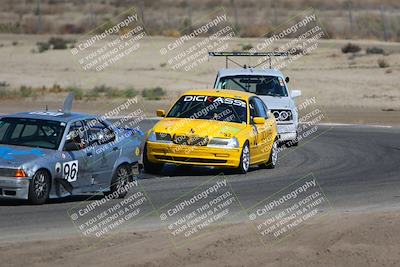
[1,209,399,267]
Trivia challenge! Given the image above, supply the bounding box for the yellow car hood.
[152,118,247,139]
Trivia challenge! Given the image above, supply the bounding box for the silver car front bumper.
[0,177,30,200]
[277,123,297,141]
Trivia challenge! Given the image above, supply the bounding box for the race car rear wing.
[61,92,75,114]
[208,51,289,69]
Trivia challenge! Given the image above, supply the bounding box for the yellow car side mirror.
[156,109,166,117]
[253,117,266,124]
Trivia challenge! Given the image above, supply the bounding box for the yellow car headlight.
[208,137,239,148]
[148,131,173,143]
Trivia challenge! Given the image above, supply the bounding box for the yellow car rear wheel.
[261,139,278,169]
[236,142,250,174]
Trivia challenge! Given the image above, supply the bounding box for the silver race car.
[0,94,143,204]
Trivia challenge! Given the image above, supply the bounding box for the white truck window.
[217,75,288,97]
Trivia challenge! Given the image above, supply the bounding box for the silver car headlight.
[148,131,172,143]
[207,137,239,148]
[0,168,28,178]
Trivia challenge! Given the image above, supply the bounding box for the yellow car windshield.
[167,95,247,124]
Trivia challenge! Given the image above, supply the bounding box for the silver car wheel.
[242,145,250,172]
[271,141,278,166]
[33,172,48,199]
[116,166,129,191]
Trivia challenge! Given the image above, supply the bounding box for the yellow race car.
[143,89,279,174]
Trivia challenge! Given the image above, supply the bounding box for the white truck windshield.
[217,75,288,97]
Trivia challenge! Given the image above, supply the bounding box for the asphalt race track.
[0,121,399,242]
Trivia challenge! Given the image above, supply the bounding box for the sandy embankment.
[0,209,399,267]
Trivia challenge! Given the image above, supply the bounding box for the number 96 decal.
[63,160,78,182]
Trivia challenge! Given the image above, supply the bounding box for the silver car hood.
[258,96,292,110]
[0,144,56,168]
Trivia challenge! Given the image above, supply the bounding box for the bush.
[92,84,113,94]
[36,42,51,53]
[36,37,74,52]
[378,59,389,68]
[19,86,35,97]
[0,81,9,87]
[83,85,139,99]
[141,87,166,100]
[123,88,138,98]
[341,43,361,54]
[366,47,385,55]
[84,90,100,100]
[241,43,253,51]
[48,83,63,93]
[49,37,69,49]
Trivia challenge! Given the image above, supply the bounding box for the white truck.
[210,52,301,145]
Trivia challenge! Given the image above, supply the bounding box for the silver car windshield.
[217,75,288,97]
[0,118,66,150]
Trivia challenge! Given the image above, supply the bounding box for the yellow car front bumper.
[146,141,242,168]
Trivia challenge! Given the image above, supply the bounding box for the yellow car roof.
[182,89,254,100]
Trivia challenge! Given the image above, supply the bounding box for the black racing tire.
[262,139,279,169]
[236,142,250,174]
[177,164,192,171]
[28,169,51,205]
[143,143,164,174]
[107,164,131,199]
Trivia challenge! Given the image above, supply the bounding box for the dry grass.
[0,0,400,40]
